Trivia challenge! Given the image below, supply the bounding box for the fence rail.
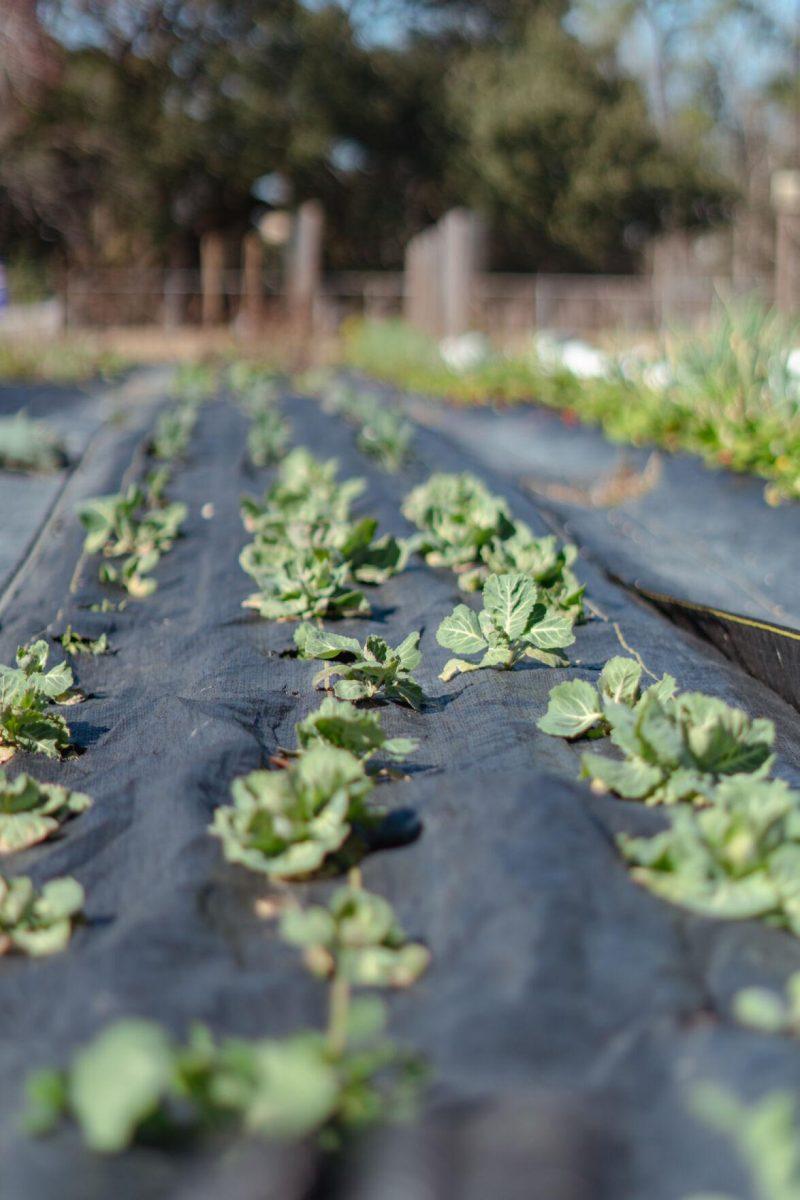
[58,266,773,336]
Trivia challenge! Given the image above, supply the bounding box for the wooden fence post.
[239,231,264,332]
[200,232,225,326]
[287,200,324,331]
[439,208,483,337]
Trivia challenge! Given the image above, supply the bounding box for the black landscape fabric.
[388,384,800,634]
[0,385,800,1200]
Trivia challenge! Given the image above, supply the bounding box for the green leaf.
[436,605,486,655]
[599,657,642,704]
[295,624,362,660]
[536,679,603,738]
[241,1036,340,1137]
[524,609,576,650]
[68,1020,175,1153]
[581,752,662,799]
[482,572,536,641]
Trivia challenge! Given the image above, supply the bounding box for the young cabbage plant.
[247,407,291,467]
[227,361,280,412]
[460,524,585,619]
[59,627,110,657]
[240,516,409,589]
[3,641,75,704]
[436,572,575,681]
[0,641,75,761]
[281,883,430,988]
[241,449,365,534]
[0,412,66,472]
[79,486,186,597]
[402,472,514,570]
[25,1001,423,1153]
[210,744,373,879]
[150,403,197,461]
[0,771,90,854]
[580,690,775,807]
[144,464,172,507]
[0,873,83,956]
[242,546,370,621]
[537,656,676,739]
[172,361,216,404]
[619,777,800,932]
[356,405,413,473]
[294,625,425,709]
[294,697,417,766]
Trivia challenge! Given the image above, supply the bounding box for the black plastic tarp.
[385,384,800,634]
[1,388,800,1199]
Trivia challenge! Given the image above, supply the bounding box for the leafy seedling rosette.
[211,744,377,879]
[0,874,84,956]
[619,777,800,932]
[538,656,775,806]
[79,486,186,597]
[0,771,90,853]
[436,572,575,680]
[0,412,67,473]
[402,472,583,619]
[292,696,417,768]
[294,625,425,709]
[0,641,77,762]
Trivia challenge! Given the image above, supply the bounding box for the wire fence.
[59,266,773,336]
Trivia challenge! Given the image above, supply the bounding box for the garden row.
[0,367,799,1197]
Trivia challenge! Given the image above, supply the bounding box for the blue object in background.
[0,262,7,310]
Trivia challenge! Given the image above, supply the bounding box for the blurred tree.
[0,0,736,275]
[448,11,730,269]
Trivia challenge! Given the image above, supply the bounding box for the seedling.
[89,598,126,614]
[459,523,585,618]
[0,412,66,472]
[172,362,216,403]
[537,656,675,739]
[0,771,90,853]
[59,627,110,657]
[227,362,280,412]
[619,777,800,931]
[436,572,575,680]
[294,625,425,709]
[247,407,291,467]
[0,873,83,956]
[294,697,417,765]
[403,472,513,570]
[150,403,197,461]
[241,449,365,534]
[581,690,775,806]
[281,883,429,988]
[403,473,583,616]
[25,1001,422,1152]
[240,516,408,591]
[79,486,186,596]
[242,546,369,621]
[539,658,775,807]
[0,641,75,761]
[210,744,373,878]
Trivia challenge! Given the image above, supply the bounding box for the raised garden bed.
[0,375,798,1200]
